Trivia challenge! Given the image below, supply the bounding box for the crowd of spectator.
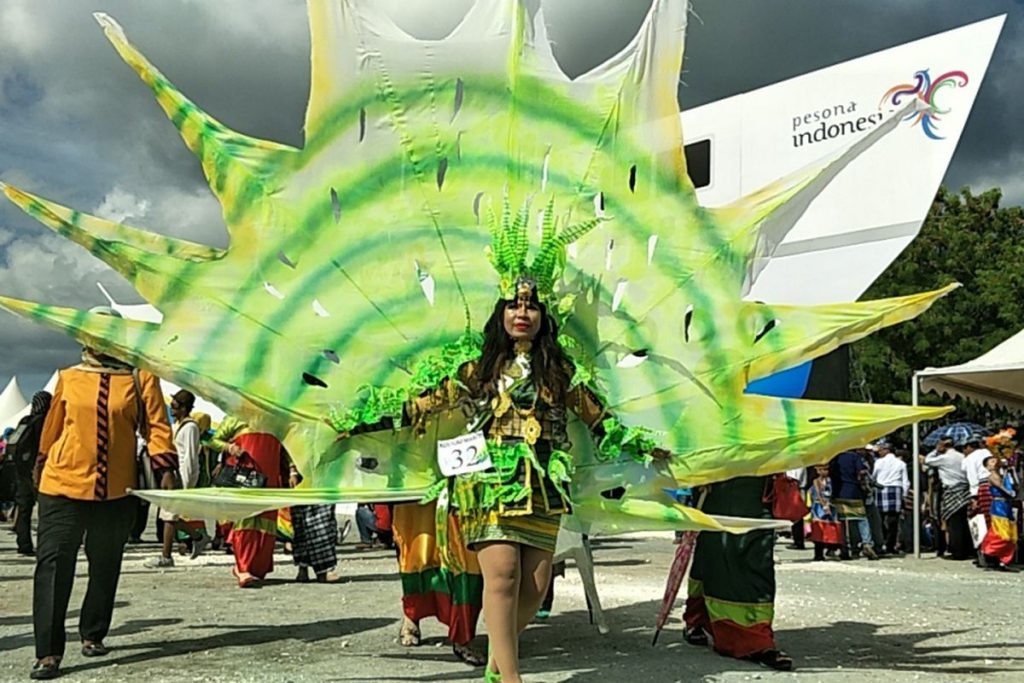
[785,430,1022,570]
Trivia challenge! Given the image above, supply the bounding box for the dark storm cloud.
[1,0,1022,392]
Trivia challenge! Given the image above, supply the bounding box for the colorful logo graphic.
[881,69,969,140]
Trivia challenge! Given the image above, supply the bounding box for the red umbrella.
[652,530,699,645]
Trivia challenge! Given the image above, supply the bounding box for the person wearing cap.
[872,438,909,555]
[144,389,211,568]
[29,306,178,680]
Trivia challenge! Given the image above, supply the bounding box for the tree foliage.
[852,186,1024,425]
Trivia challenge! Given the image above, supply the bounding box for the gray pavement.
[1,515,1022,683]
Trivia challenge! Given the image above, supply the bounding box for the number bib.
[437,431,493,477]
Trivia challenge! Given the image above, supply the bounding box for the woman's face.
[503,296,541,341]
[815,465,829,477]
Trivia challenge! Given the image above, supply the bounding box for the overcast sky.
[1,0,1021,394]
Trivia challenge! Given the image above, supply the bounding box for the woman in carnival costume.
[409,274,658,683]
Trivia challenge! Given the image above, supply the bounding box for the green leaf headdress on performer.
[486,192,604,304]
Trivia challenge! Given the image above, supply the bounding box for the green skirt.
[461,490,561,553]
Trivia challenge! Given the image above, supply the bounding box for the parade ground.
[1,518,1021,683]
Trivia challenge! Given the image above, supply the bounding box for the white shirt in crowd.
[961,447,993,496]
[872,452,910,494]
[785,467,807,487]
[173,419,203,489]
[924,448,968,488]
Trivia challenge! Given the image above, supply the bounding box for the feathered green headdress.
[485,191,605,301]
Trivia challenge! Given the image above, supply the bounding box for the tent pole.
[911,372,921,558]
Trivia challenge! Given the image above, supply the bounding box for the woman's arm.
[567,383,608,434]
[989,471,1011,496]
[281,447,299,488]
[209,416,248,456]
[569,382,669,460]
[405,364,474,432]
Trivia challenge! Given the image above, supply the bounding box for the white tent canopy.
[916,327,1024,413]
[910,326,1024,557]
[42,371,59,395]
[0,377,28,430]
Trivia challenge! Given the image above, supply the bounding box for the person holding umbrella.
[922,423,990,451]
[924,437,971,560]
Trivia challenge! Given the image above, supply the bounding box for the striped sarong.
[940,483,970,521]
[292,504,338,574]
[975,483,993,522]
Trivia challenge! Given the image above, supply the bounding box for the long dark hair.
[473,297,573,404]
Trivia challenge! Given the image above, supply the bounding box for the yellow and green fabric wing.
[0,1,951,530]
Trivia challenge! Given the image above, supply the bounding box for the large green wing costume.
[0,0,951,529]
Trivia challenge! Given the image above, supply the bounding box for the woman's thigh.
[476,541,522,588]
[519,546,553,596]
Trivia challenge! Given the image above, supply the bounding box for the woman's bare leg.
[517,547,553,632]
[476,541,522,682]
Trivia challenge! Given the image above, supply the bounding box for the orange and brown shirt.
[38,366,177,501]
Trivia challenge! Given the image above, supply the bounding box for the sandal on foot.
[232,568,260,588]
[81,641,109,657]
[744,648,794,671]
[30,658,61,680]
[453,642,485,667]
[683,626,709,647]
[399,620,421,647]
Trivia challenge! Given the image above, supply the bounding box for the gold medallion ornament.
[492,392,512,418]
[523,415,542,445]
